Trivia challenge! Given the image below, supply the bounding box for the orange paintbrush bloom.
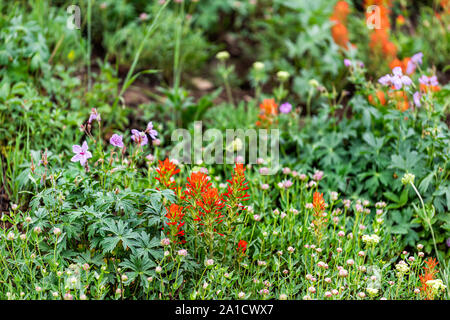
[313,192,326,213]
[331,22,349,48]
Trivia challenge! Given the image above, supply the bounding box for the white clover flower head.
[252,61,265,71]
[53,227,62,236]
[277,70,290,81]
[366,288,379,296]
[6,232,15,241]
[358,292,366,298]
[308,286,316,294]
[216,51,230,61]
[346,259,355,266]
[155,266,162,273]
[238,292,245,299]
[418,252,424,257]
[358,251,365,257]
[121,274,128,282]
[330,191,338,201]
[52,291,58,297]
[279,293,288,300]
[417,244,424,250]
[25,216,32,223]
[164,251,170,257]
[401,173,415,185]
[177,249,188,257]
[205,259,214,266]
[339,269,348,277]
[395,261,409,274]
[303,295,312,300]
[287,246,295,253]
[426,279,447,293]
[414,288,420,294]
[161,238,171,246]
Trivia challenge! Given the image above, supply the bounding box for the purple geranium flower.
[71,141,92,166]
[378,67,412,90]
[447,237,450,248]
[344,59,351,67]
[413,92,422,107]
[279,102,292,114]
[411,52,423,65]
[131,129,148,146]
[145,122,158,140]
[419,75,439,86]
[88,108,101,124]
[378,74,392,86]
[429,76,439,86]
[406,52,423,75]
[109,134,124,148]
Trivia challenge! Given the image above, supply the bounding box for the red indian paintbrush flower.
[419,257,439,300]
[313,192,325,213]
[184,171,212,201]
[237,240,247,254]
[164,203,185,244]
[194,187,226,236]
[155,158,180,189]
[224,163,250,212]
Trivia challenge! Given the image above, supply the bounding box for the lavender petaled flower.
[88,108,101,124]
[131,129,148,146]
[392,76,403,90]
[429,76,439,86]
[145,122,158,140]
[446,237,450,248]
[401,75,413,86]
[344,59,351,67]
[109,134,124,148]
[413,92,422,107]
[378,74,392,86]
[406,60,416,75]
[279,102,292,114]
[411,52,423,65]
[419,75,430,85]
[71,141,92,166]
[392,67,403,77]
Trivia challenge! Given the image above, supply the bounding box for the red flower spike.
[155,158,180,189]
[164,203,185,244]
[224,163,250,211]
[313,192,325,213]
[237,240,247,254]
